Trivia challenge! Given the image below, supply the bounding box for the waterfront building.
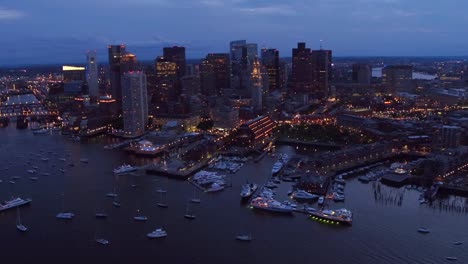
[86,51,99,99]
[382,65,413,92]
[236,116,276,145]
[122,71,148,137]
[352,63,372,84]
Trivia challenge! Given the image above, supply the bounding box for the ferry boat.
[309,208,353,225]
[250,197,294,214]
[113,164,137,174]
[240,183,258,199]
[147,228,167,239]
[0,197,32,212]
[271,162,283,176]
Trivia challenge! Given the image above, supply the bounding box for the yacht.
[95,213,108,219]
[417,227,430,234]
[271,162,284,176]
[56,212,75,219]
[309,208,353,225]
[235,234,253,242]
[333,193,345,202]
[147,228,167,238]
[133,216,148,221]
[33,128,49,134]
[291,190,318,200]
[113,164,137,174]
[0,197,32,212]
[95,238,109,245]
[205,182,224,193]
[240,183,258,199]
[318,196,325,205]
[250,197,294,214]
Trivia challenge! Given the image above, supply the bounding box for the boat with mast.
[184,201,196,220]
[16,207,28,232]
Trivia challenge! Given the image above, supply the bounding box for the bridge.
[0,94,57,117]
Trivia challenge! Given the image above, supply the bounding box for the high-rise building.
[199,53,230,96]
[86,51,99,99]
[108,45,126,103]
[352,63,372,84]
[311,49,332,98]
[121,52,139,73]
[382,65,413,92]
[163,46,186,78]
[155,56,178,103]
[230,40,246,65]
[245,43,258,63]
[250,58,263,112]
[62,65,86,94]
[261,48,280,91]
[122,71,148,137]
[291,42,313,94]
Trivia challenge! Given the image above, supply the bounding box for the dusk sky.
[1,0,467,65]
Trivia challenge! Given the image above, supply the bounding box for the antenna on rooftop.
[320,39,323,50]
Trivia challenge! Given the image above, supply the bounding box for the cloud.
[238,5,296,16]
[0,8,25,20]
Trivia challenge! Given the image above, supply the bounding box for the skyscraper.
[261,48,280,91]
[155,56,178,103]
[251,58,263,112]
[163,46,186,78]
[108,45,126,112]
[200,53,230,96]
[86,51,99,99]
[122,71,148,137]
[352,63,372,84]
[311,49,332,98]
[291,42,313,94]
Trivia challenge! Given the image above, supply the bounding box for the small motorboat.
[446,257,458,261]
[95,238,109,245]
[133,216,148,221]
[235,234,252,242]
[417,227,430,234]
[453,241,464,246]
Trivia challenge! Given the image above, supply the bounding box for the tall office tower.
[62,65,86,94]
[199,59,216,97]
[108,45,126,104]
[155,56,178,103]
[121,52,139,72]
[230,40,246,66]
[86,51,99,99]
[245,43,258,63]
[291,42,313,94]
[261,48,280,91]
[121,71,148,137]
[311,49,332,98]
[207,53,231,94]
[352,63,372,84]
[382,65,413,92]
[250,58,263,112]
[163,46,186,78]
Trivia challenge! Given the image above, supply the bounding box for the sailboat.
[16,207,28,232]
[157,191,168,208]
[235,234,253,242]
[112,196,121,208]
[184,201,196,220]
[94,230,109,245]
[190,187,201,203]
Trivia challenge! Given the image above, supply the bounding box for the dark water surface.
[0,127,467,263]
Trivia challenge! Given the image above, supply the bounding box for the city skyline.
[1,0,468,65]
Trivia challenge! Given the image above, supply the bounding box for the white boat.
[453,241,464,245]
[80,158,89,163]
[147,228,167,238]
[95,238,109,245]
[0,197,32,212]
[184,202,196,219]
[205,182,224,193]
[235,234,253,242]
[318,196,325,205]
[56,212,75,219]
[291,190,318,200]
[417,227,430,234]
[106,192,118,198]
[271,162,283,175]
[112,201,121,208]
[240,183,258,199]
[446,257,458,261]
[113,164,137,174]
[133,216,148,221]
[250,197,294,214]
[29,177,38,181]
[95,213,108,218]
[27,170,35,174]
[33,128,49,134]
[16,207,28,232]
[309,208,353,225]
